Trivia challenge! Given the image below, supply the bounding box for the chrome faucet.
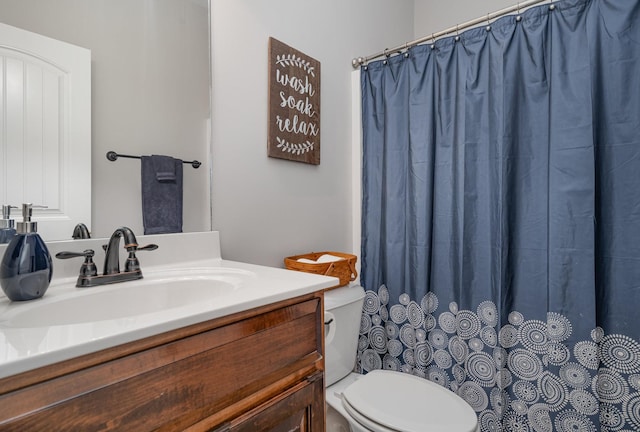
[56,226,158,287]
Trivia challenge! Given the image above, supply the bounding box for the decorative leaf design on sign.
[276,54,316,77]
[276,137,314,155]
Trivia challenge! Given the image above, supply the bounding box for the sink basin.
[1,268,253,328]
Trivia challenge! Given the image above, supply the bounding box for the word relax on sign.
[275,114,319,136]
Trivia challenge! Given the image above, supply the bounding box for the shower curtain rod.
[352,0,549,68]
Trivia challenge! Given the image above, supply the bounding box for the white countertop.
[0,231,338,379]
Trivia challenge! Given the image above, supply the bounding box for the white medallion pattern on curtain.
[357,286,640,432]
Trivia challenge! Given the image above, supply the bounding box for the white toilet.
[324,284,479,432]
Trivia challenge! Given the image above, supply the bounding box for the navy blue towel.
[141,155,183,235]
[152,154,177,182]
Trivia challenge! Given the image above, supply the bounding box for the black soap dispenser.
[0,204,53,301]
[0,205,17,244]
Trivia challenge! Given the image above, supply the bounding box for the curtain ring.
[516,2,522,22]
[431,33,436,49]
[382,48,389,65]
[486,13,492,32]
[403,42,410,58]
[455,24,460,42]
[549,0,555,11]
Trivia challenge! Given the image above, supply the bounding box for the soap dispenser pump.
[0,205,17,244]
[0,204,53,301]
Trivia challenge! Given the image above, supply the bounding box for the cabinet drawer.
[216,373,324,432]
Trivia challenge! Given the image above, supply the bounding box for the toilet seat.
[342,397,398,432]
[340,370,478,432]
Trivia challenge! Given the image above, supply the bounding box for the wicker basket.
[284,251,358,288]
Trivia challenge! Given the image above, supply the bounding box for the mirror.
[0,0,212,240]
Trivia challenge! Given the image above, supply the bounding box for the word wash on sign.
[268,38,321,165]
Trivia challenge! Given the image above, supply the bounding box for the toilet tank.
[324,284,365,387]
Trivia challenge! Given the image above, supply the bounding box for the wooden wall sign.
[268,37,321,165]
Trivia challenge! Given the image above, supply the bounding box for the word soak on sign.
[268,37,320,165]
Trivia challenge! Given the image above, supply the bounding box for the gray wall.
[211,0,415,267]
[414,0,523,38]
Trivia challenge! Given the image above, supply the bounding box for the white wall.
[414,0,525,38]
[211,0,414,267]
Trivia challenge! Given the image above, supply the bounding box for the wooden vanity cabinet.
[0,292,325,431]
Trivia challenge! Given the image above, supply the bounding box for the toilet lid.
[341,370,478,432]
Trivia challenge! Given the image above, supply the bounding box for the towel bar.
[106,151,201,169]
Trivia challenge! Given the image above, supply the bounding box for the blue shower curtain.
[359,0,640,430]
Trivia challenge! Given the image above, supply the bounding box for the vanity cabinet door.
[218,372,324,432]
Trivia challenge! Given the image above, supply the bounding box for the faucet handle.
[101,243,157,251]
[55,249,98,279]
[123,244,158,273]
[56,249,95,259]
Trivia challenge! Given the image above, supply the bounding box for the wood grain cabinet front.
[209,372,324,432]
[0,292,325,431]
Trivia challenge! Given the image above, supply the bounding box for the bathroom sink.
[0,268,253,328]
